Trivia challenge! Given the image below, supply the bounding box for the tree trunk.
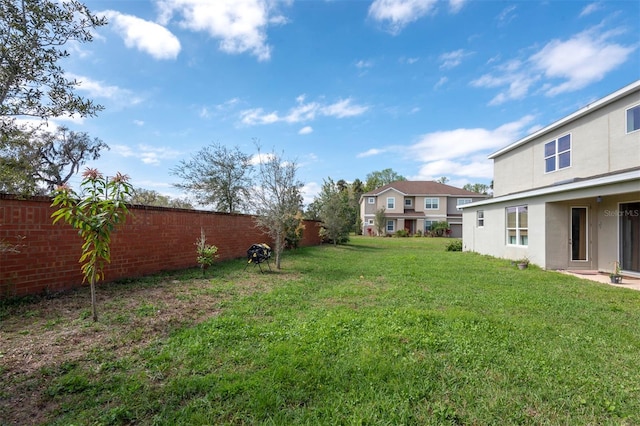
[90,267,98,322]
[275,231,282,269]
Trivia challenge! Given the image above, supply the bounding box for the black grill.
[245,243,272,272]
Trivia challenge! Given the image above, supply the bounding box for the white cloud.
[434,76,449,89]
[249,151,276,165]
[449,0,467,14]
[412,159,493,180]
[133,120,145,126]
[67,73,143,107]
[356,59,374,68]
[239,96,368,126]
[112,144,180,165]
[439,49,471,69]
[199,107,211,119]
[580,2,603,17]
[399,56,419,65]
[531,29,635,95]
[471,26,635,103]
[356,148,386,158]
[368,0,466,33]
[101,10,181,60]
[239,108,280,125]
[368,0,438,34]
[286,101,321,123]
[321,99,369,118]
[298,126,313,135]
[496,5,517,26]
[301,181,320,206]
[157,0,288,61]
[219,97,240,109]
[405,116,535,179]
[199,98,241,119]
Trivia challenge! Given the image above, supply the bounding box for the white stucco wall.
[462,177,640,271]
[492,87,640,197]
[462,200,546,268]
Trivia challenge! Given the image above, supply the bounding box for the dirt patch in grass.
[0,270,273,425]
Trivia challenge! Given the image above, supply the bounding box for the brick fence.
[0,194,322,298]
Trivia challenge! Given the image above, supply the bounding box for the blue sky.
[55,0,640,205]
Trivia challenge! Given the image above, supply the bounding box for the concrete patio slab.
[559,270,640,291]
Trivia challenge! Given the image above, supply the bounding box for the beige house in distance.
[461,80,640,276]
[360,181,488,237]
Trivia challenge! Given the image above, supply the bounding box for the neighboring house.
[461,80,640,276]
[360,181,488,237]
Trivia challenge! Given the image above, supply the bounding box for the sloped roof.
[362,181,486,197]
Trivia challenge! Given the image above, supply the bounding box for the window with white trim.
[368,219,374,225]
[457,198,472,209]
[405,198,412,207]
[477,210,484,227]
[506,205,528,246]
[425,198,439,209]
[627,105,640,133]
[544,134,571,173]
[386,220,394,232]
[387,197,395,209]
[424,220,435,231]
[368,197,375,204]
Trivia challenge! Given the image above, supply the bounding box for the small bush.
[195,228,219,275]
[394,229,409,238]
[445,239,463,251]
[414,230,423,237]
[430,221,450,237]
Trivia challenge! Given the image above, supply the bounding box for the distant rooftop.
[362,181,487,197]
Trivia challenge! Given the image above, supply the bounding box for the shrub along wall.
[0,194,322,298]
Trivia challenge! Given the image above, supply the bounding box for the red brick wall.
[0,195,322,298]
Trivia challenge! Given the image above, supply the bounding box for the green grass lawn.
[5,236,640,425]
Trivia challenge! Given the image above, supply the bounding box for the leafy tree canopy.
[1,0,107,195]
[171,142,253,213]
[364,168,406,191]
[316,178,353,245]
[1,0,106,126]
[1,126,108,195]
[463,183,491,195]
[128,187,193,209]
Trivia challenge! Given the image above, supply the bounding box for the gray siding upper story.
[491,81,640,197]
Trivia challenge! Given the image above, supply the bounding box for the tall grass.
[35,237,640,424]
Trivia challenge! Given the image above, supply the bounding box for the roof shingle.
[362,181,485,197]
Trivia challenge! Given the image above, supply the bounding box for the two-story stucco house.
[360,181,488,237]
[461,80,640,277]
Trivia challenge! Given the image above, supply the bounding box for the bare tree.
[171,142,253,213]
[252,146,303,269]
